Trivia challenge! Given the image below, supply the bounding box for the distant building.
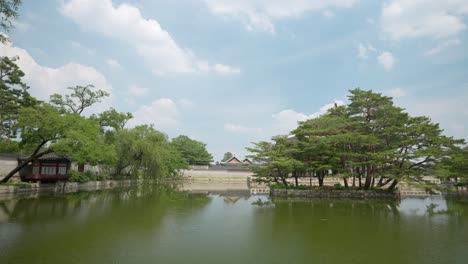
[223,156,253,165]
[18,152,71,183]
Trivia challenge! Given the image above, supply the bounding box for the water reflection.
[0,183,467,264]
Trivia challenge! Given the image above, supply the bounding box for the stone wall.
[181,169,252,179]
[271,188,398,200]
[0,156,18,177]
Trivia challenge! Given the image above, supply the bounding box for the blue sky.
[1,0,467,161]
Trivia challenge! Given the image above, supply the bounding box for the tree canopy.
[0,56,36,150]
[0,0,22,43]
[172,135,213,165]
[222,152,234,162]
[248,89,465,190]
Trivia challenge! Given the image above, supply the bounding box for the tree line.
[247,89,467,190]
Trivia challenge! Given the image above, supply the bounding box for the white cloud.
[425,38,462,56]
[61,0,239,75]
[224,123,263,134]
[213,64,241,74]
[377,51,395,71]
[385,87,407,98]
[381,1,468,41]
[128,85,148,96]
[204,0,358,33]
[357,42,376,59]
[106,58,122,70]
[127,98,179,128]
[0,42,113,114]
[273,100,345,134]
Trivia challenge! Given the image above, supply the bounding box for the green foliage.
[49,85,109,115]
[93,107,132,131]
[0,56,37,145]
[222,152,233,162]
[247,135,303,187]
[334,183,344,190]
[109,125,188,180]
[69,170,108,183]
[172,135,213,165]
[0,0,22,43]
[247,89,465,191]
[436,146,468,182]
[0,139,19,152]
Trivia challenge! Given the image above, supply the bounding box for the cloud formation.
[273,100,345,134]
[204,0,358,33]
[381,1,468,40]
[357,42,376,59]
[61,0,239,75]
[127,98,179,128]
[0,42,112,114]
[377,51,395,71]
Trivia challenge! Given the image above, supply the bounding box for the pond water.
[1,186,467,264]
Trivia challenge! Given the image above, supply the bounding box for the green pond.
[1,186,468,264]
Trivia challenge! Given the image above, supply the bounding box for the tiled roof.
[18,151,71,161]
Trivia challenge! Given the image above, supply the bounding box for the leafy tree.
[247,89,464,191]
[436,146,468,183]
[49,85,109,115]
[94,107,132,131]
[222,152,233,162]
[0,103,105,183]
[247,136,302,187]
[0,0,22,44]
[0,56,36,148]
[110,125,187,180]
[171,135,213,165]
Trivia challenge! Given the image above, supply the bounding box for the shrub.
[334,183,344,190]
[69,170,107,183]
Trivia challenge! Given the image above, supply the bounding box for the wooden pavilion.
[18,152,71,183]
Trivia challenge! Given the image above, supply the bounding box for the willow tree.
[110,125,187,181]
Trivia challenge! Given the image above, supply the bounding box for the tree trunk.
[0,140,50,183]
[294,171,298,187]
[352,175,355,187]
[281,176,288,187]
[364,165,373,190]
[378,176,384,186]
[343,177,348,188]
[388,179,399,191]
[318,171,324,187]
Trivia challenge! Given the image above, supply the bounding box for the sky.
[1,0,467,161]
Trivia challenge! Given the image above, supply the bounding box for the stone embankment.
[271,188,399,200]
[0,180,138,197]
